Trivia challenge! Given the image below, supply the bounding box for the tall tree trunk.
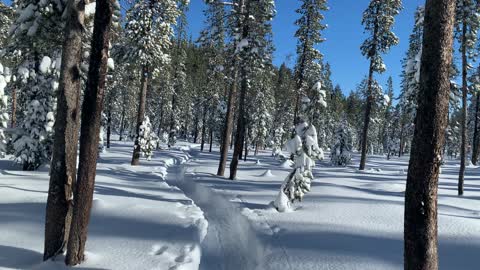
[106,103,112,148]
[10,86,16,128]
[65,0,113,265]
[458,19,468,196]
[229,64,248,180]
[131,65,149,166]
[193,114,199,143]
[404,1,455,269]
[209,127,214,152]
[44,0,84,261]
[169,92,177,146]
[200,103,208,151]
[217,74,238,175]
[471,92,480,164]
[359,8,379,170]
[119,102,126,141]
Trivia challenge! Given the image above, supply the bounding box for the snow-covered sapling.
[138,117,157,160]
[274,120,323,212]
[331,120,353,166]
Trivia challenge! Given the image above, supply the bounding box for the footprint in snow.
[150,245,169,256]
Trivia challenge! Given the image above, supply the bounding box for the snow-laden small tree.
[274,120,324,212]
[331,119,353,166]
[13,56,57,170]
[138,116,157,160]
[0,63,9,157]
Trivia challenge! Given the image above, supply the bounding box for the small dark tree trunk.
[168,92,177,146]
[404,1,455,269]
[131,64,149,166]
[106,104,112,148]
[471,92,480,165]
[43,0,84,261]
[119,103,126,141]
[209,127,214,152]
[193,115,199,143]
[458,19,468,196]
[65,0,113,265]
[10,86,16,128]
[200,103,208,151]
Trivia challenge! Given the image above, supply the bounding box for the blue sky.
[1,0,424,96]
[187,0,425,96]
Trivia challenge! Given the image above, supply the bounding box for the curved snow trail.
[166,164,267,270]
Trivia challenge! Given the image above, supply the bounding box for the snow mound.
[259,169,274,177]
[280,160,294,168]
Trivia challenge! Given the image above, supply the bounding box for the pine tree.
[331,119,353,166]
[65,0,114,265]
[118,0,182,165]
[455,0,480,195]
[13,56,57,170]
[293,0,328,123]
[404,0,456,268]
[274,120,323,212]
[44,0,86,260]
[359,0,402,170]
[229,0,276,180]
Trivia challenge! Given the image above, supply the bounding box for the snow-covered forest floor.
[1,141,480,270]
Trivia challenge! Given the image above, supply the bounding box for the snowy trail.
[166,163,267,270]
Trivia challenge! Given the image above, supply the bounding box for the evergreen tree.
[359,0,402,170]
[274,120,323,212]
[119,0,183,165]
[331,119,353,166]
[455,0,480,195]
[293,0,328,123]
[0,62,9,157]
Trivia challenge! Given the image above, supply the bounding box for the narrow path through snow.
[166,163,267,270]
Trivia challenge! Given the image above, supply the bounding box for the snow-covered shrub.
[138,117,157,160]
[98,113,107,154]
[274,120,323,212]
[13,56,57,170]
[0,63,9,157]
[330,120,353,166]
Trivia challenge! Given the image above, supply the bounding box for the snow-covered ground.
[1,142,479,270]
[0,142,207,270]
[182,149,480,270]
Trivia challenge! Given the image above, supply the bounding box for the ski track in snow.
[165,163,267,270]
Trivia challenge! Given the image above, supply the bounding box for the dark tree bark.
[209,127,214,152]
[458,18,468,196]
[10,86,16,128]
[229,65,248,180]
[404,1,455,269]
[131,65,149,165]
[359,11,379,171]
[200,103,208,151]
[471,91,480,164]
[43,0,84,261]
[106,103,112,148]
[65,0,113,265]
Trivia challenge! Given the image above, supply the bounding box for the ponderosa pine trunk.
[200,103,208,151]
[209,127,214,152]
[65,0,113,265]
[131,65,149,165]
[106,103,112,148]
[44,0,84,260]
[10,86,16,128]
[359,16,379,170]
[458,18,468,196]
[229,65,248,180]
[471,91,480,165]
[404,1,455,269]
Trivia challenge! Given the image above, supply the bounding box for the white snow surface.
[182,149,480,270]
[0,141,207,270]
